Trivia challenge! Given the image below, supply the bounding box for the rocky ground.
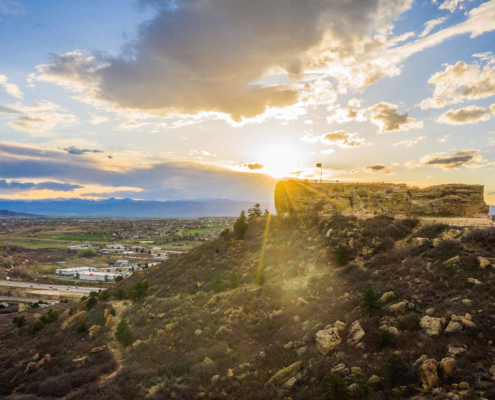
[1,208,495,399]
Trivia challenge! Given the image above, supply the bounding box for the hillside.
[1,206,495,399]
[0,198,273,218]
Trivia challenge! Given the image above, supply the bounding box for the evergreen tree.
[234,210,249,239]
[262,209,270,217]
[247,203,263,220]
[320,373,350,400]
[384,354,406,388]
[334,244,350,266]
[116,319,134,347]
[361,288,382,317]
[86,296,98,310]
[132,281,150,300]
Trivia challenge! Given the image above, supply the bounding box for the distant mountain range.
[0,198,274,218]
[0,210,43,218]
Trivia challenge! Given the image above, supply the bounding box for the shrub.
[334,244,350,266]
[220,228,230,237]
[68,307,74,316]
[254,265,266,286]
[114,287,126,300]
[234,211,249,239]
[228,272,241,289]
[379,329,393,348]
[210,274,224,293]
[412,223,448,239]
[116,319,134,347]
[132,281,150,300]
[47,309,59,322]
[115,275,123,283]
[110,308,116,316]
[320,373,350,400]
[76,321,88,333]
[77,248,97,258]
[30,319,44,334]
[99,290,110,301]
[86,296,98,310]
[13,316,26,328]
[384,354,406,388]
[361,288,382,317]
[89,291,99,298]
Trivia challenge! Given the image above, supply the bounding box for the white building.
[56,267,97,278]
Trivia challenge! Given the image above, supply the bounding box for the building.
[77,271,122,282]
[56,267,97,279]
[115,260,130,267]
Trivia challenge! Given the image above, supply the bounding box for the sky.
[0,0,495,204]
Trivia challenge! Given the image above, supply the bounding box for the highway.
[0,280,101,294]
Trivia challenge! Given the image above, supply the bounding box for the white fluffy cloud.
[419,17,448,38]
[434,0,473,13]
[393,136,426,147]
[0,74,23,99]
[368,102,423,133]
[8,112,78,133]
[437,105,493,125]
[420,60,495,109]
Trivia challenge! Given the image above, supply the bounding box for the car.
[30,285,33,288]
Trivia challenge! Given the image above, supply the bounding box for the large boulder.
[105,314,117,328]
[77,299,90,312]
[439,358,455,378]
[59,308,71,322]
[420,316,443,336]
[419,359,439,390]
[61,311,88,330]
[315,327,341,355]
[265,361,303,386]
[347,320,365,344]
[88,324,101,338]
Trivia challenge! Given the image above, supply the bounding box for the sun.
[260,147,300,179]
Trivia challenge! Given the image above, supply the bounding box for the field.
[180,225,228,236]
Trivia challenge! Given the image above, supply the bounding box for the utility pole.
[316,163,322,183]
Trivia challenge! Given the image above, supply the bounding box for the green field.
[180,225,229,236]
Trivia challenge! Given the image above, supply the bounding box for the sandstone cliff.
[274,180,488,217]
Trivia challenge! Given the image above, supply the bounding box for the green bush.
[220,228,230,237]
[114,287,126,300]
[13,316,26,328]
[320,373,350,400]
[384,354,406,388]
[89,291,98,298]
[132,281,149,301]
[115,275,124,283]
[86,296,98,310]
[115,319,134,347]
[228,272,241,289]
[210,274,224,293]
[110,308,116,316]
[77,248,97,258]
[334,244,350,266]
[76,321,88,333]
[99,290,110,301]
[234,211,249,239]
[30,319,44,334]
[68,307,74,316]
[379,329,393,348]
[48,309,59,322]
[361,288,382,317]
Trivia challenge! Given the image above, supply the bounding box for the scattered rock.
[479,257,491,269]
[227,369,234,378]
[284,341,293,350]
[443,256,460,266]
[367,375,381,388]
[326,228,333,238]
[420,316,443,336]
[207,296,218,307]
[88,324,101,338]
[90,346,105,354]
[31,353,40,362]
[334,321,346,331]
[265,361,303,386]
[347,320,365,344]
[24,361,40,374]
[439,358,455,378]
[165,322,177,331]
[104,308,109,319]
[132,340,142,348]
[195,329,203,336]
[77,299,89,312]
[315,327,341,355]
[389,301,408,313]
[412,237,429,247]
[105,314,117,328]
[458,382,470,390]
[445,321,462,333]
[425,308,435,316]
[419,359,439,390]
[215,326,232,336]
[414,355,428,367]
[379,291,396,304]
[296,346,307,357]
[211,375,220,384]
[44,354,51,362]
[388,326,400,337]
[447,345,467,357]
[203,357,214,364]
[468,277,483,285]
[351,367,362,375]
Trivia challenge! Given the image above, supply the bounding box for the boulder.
[347,320,365,344]
[388,327,400,337]
[419,359,439,390]
[315,327,341,355]
[439,358,455,378]
[420,316,443,336]
[203,357,214,364]
[325,228,333,238]
[59,309,71,322]
[207,296,217,307]
[284,341,293,350]
[132,340,142,348]
[334,321,346,331]
[447,345,467,357]
[88,324,101,338]
[412,237,429,247]
[105,314,117,328]
[77,299,90,312]
[44,354,51,362]
[104,308,109,319]
[265,361,303,386]
[61,311,88,330]
[165,322,177,331]
[211,375,220,384]
[379,291,396,304]
[24,361,40,374]
[444,321,462,333]
[479,257,491,269]
[195,329,203,336]
[367,375,381,388]
[459,382,470,390]
[468,277,483,285]
[443,256,460,266]
[351,367,362,375]
[389,301,408,313]
[215,326,232,336]
[90,346,105,354]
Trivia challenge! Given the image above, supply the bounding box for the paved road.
[0,280,100,294]
[0,296,59,303]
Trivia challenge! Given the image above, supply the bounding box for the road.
[0,280,101,294]
[0,296,59,303]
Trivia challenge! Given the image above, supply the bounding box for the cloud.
[8,112,78,133]
[28,0,416,123]
[0,74,23,99]
[437,105,492,125]
[63,146,104,155]
[419,17,448,37]
[393,136,426,147]
[437,135,451,143]
[243,163,264,170]
[326,98,367,124]
[301,130,366,148]
[351,164,395,174]
[88,116,114,124]
[0,104,22,114]
[368,102,423,133]
[419,60,495,109]
[0,179,82,192]
[0,0,24,15]
[435,0,473,12]
[406,149,484,170]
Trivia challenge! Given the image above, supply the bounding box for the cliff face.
[274,180,489,217]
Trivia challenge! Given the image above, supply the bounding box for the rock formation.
[274,180,488,217]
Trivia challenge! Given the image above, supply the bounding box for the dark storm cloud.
[63,146,104,155]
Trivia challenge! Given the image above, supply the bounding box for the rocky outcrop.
[60,311,88,330]
[420,359,439,389]
[315,327,341,355]
[274,181,488,217]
